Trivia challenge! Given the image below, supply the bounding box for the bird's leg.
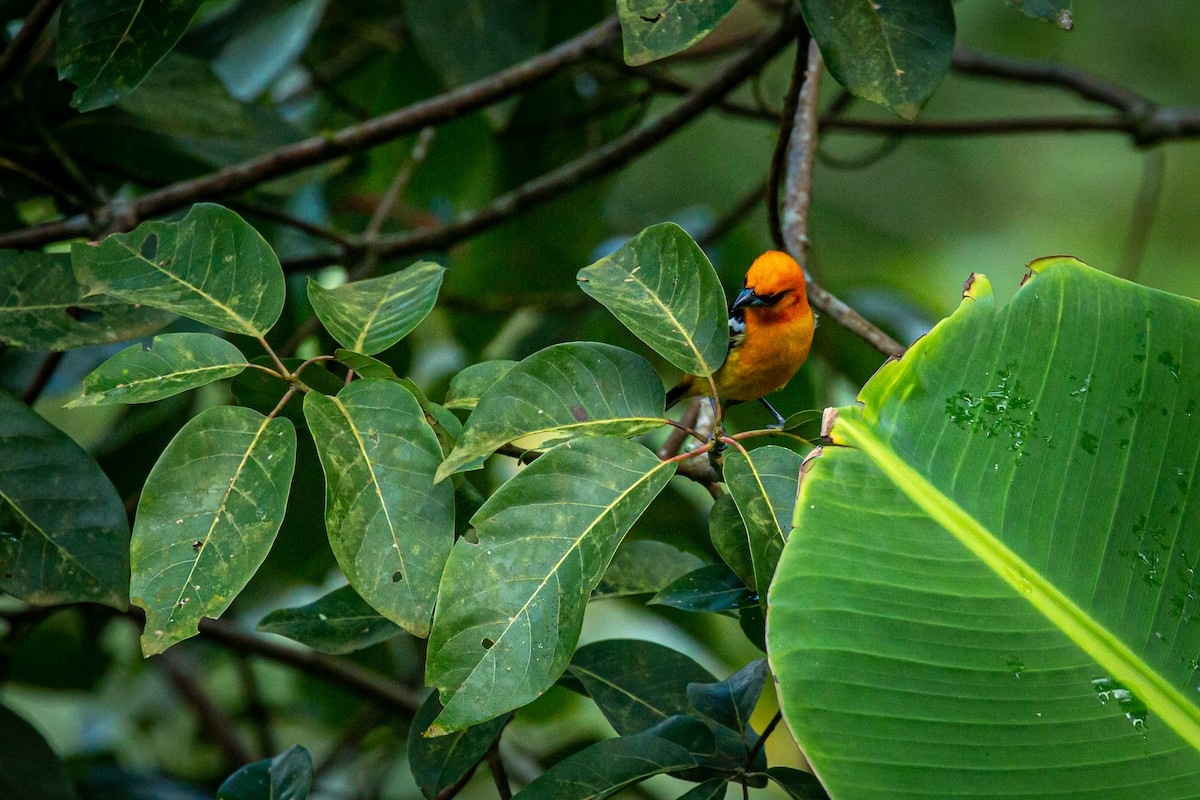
[760,397,787,429]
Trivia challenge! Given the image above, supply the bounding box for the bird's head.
[731,250,809,316]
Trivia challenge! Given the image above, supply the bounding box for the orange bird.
[666,250,814,427]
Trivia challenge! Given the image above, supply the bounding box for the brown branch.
[658,399,703,460]
[159,650,254,770]
[768,30,812,251]
[0,0,62,90]
[280,9,803,273]
[21,350,64,404]
[0,17,622,250]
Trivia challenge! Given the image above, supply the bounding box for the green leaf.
[69,333,247,407]
[675,779,729,800]
[618,0,738,66]
[57,0,204,111]
[0,392,129,608]
[230,357,343,429]
[769,259,1200,796]
[435,343,665,482]
[0,250,174,350]
[407,693,508,800]
[650,564,755,613]
[515,735,695,800]
[708,494,754,591]
[687,659,767,734]
[426,438,675,734]
[307,262,445,355]
[256,585,403,655]
[799,0,955,120]
[762,768,830,800]
[131,406,296,655]
[0,703,78,800]
[723,445,803,597]
[333,349,396,380]
[569,639,717,735]
[594,540,704,600]
[72,203,285,337]
[443,360,518,411]
[1004,0,1073,30]
[578,223,727,377]
[217,744,311,800]
[304,379,454,639]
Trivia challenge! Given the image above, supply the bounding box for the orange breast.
[713,306,814,401]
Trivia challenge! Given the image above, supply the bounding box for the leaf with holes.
[617,0,739,66]
[308,262,444,355]
[0,392,129,609]
[70,333,247,407]
[769,258,1200,797]
[799,0,955,120]
[435,343,665,482]
[304,379,454,638]
[515,735,695,800]
[72,203,285,337]
[256,585,403,655]
[443,360,518,411]
[425,437,675,734]
[578,223,727,377]
[0,251,174,350]
[58,0,204,111]
[724,445,803,597]
[131,406,296,656]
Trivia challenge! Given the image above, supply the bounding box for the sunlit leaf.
[650,563,755,613]
[799,0,955,120]
[407,693,508,800]
[617,0,738,66]
[0,392,128,609]
[426,438,675,734]
[435,343,665,482]
[724,445,803,596]
[0,703,78,800]
[69,333,247,407]
[72,203,285,337]
[217,745,311,800]
[256,584,403,655]
[308,262,445,355]
[0,251,174,350]
[515,735,695,800]
[569,639,716,735]
[443,360,518,411]
[769,259,1200,796]
[304,379,453,638]
[577,223,727,377]
[58,0,203,111]
[131,406,296,655]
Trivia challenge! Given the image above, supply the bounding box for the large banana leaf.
[768,259,1200,798]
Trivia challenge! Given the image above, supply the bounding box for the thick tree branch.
[21,350,64,404]
[768,30,812,251]
[0,0,61,90]
[0,17,622,250]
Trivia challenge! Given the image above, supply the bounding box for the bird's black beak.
[731,287,759,311]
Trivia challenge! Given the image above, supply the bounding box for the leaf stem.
[660,417,708,445]
[258,337,291,379]
[662,441,715,465]
[266,387,297,420]
[732,428,815,447]
[745,710,783,766]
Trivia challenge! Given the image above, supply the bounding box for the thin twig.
[225,202,356,248]
[745,710,782,766]
[0,17,623,250]
[21,351,64,404]
[0,0,62,90]
[235,655,276,758]
[159,650,254,770]
[658,399,703,459]
[1118,147,1166,282]
[768,30,812,251]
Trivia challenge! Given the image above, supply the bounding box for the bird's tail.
[665,375,696,410]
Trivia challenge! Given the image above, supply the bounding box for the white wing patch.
[728,310,746,349]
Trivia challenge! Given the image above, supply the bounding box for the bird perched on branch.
[666,250,814,427]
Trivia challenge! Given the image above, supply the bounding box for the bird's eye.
[758,291,788,306]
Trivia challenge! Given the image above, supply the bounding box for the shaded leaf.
[407,693,508,800]
[334,349,396,380]
[308,262,445,355]
[644,715,766,781]
[443,360,518,411]
[687,659,768,734]
[675,779,729,800]
[782,409,823,433]
[69,332,247,407]
[0,703,78,800]
[1004,0,1073,30]
[0,392,128,608]
[211,0,326,101]
[769,260,1200,796]
[569,639,716,735]
[57,0,203,111]
[230,356,342,428]
[723,445,803,596]
[0,250,173,350]
[578,223,727,376]
[217,745,311,800]
[131,406,296,655]
[799,0,955,120]
[515,735,695,800]
[304,379,454,638]
[72,203,285,337]
[397,378,463,458]
[762,768,830,800]
[256,584,403,655]
[594,540,704,599]
[708,494,754,591]
[618,0,738,66]
[650,564,755,613]
[426,438,675,734]
[435,343,665,482]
